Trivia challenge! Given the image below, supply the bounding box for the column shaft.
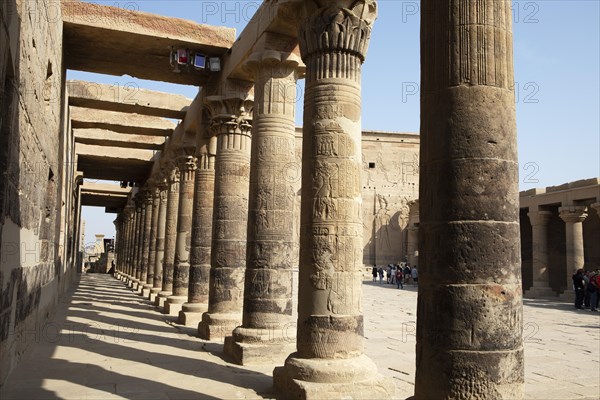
[415,1,523,398]
[527,210,553,294]
[165,154,197,315]
[156,166,180,308]
[225,51,299,364]
[198,92,253,340]
[179,142,215,326]
[559,206,588,290]
[145,187,160,293]
[274,2,391,399]
[139,190,153,292]
[151,181,168,297]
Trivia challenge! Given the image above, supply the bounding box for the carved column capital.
[203,94,254,137]
[559,206,588,223]
[166,165,180,185]
[527,210,553,226]
[299,1,378,63]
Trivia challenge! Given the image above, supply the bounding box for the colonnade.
[113,1,524,398]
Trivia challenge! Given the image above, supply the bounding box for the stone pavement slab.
[1,275,598,399]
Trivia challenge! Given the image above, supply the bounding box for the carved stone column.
[124,207,134,280]
[143,184,160,297]
[224,51,300,365]
[138,188,154,295]
[415,1,523,398]
[273,2,391,398]
[131,196,145,289]
[150,177,169,302]
[156,164,180,309]
[179,137,216,326]
[198,91,253,340]
[559,206,588,290]
[113,216,121,277]
[525,209,554,297]
[166,152,198,315]
[127,208,136,281]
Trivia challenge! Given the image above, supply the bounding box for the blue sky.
[73,1,600,241]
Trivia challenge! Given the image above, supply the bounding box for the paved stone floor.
[1,274,598,399]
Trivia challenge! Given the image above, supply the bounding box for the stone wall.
[0,0,77,385]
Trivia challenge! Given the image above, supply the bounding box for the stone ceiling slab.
[74,128,166,151]
[68,80,193,119]
[70,107,175,137]
[62,0,236,85]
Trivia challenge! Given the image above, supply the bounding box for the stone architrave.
[273,2,392,399]
[224,50,300,365]
[156,164,180,309]
[559,205,588,288]
[525,209,554,297]
[165,152,198,316]
[415,1,524,398]
[197,91,254,340]
[143,184,160,297]
[150,177,169,302]
[179,136,216,326]
[138,188,154,295]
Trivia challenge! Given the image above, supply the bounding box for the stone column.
[143,184,160,297]
[525,209,554,297]
[559,206,588,289]
[150,178,168,302]
[125,208,135,280]
[165,152,198,315]
[179,137,216,326]
[131,197,145,289]
[198,92,253,340]
[138,188,154,295]
[274,2,391,398]
[156,164,180,308]
[415,1,523,398]
[224,51,300,365]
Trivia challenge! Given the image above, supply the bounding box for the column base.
[273,353,393,400]
[524,285,557,299]
[127,279,136,288]
[177,303,208,327]
[155,291,172,308]
[141,284,152,298]
[164,295,187,316]
[224,326,295,365]
[197,312,241,341]
[149,287,161,302]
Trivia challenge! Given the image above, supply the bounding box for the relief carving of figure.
[398,196,410,230]
[311,237,335,291]
[376,194,391,250]
[313,162,337,220]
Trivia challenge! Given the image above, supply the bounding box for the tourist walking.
[403,264,411,285]
[411,265,418,285]
[572,269,586,309]
[372,266,378,282]
[396,266,403,289]
[378,266,384,284]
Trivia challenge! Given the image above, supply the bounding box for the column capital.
[527,210,553,226]
[176,154,198,174]
[203,94,254,137]
[166,164,180,184]
[299,1,378,63]
[559,206,588,223]
[244,50,303,75]
[591,202,600,215]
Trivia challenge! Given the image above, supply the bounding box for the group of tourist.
[371,263,418,289]
[572,268,600,311]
